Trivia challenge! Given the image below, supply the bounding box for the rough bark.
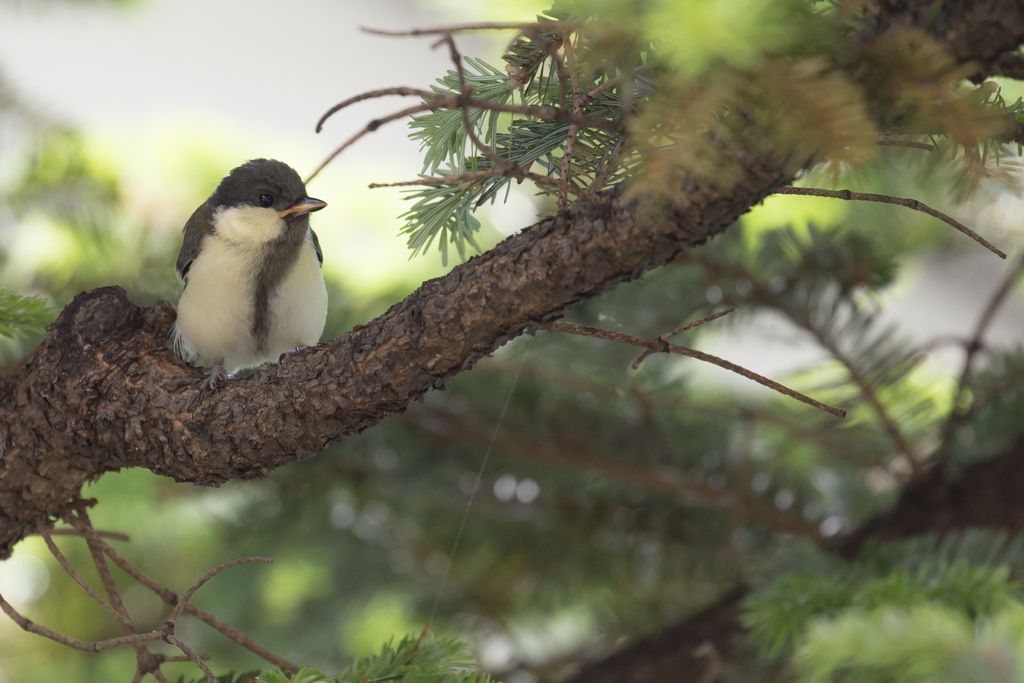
[0,160,790,558]
[0,0,1020,632]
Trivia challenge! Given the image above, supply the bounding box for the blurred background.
[1,0,1023,681]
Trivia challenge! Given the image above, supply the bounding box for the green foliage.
[0,288,54,338]
[6,1,1024,682]
[399,6,645,263]
[794,603,1024,683]
[255,667,331,683]
[401,58,512,263]
[255,636,496,683]
[402,0,1013,262]
[743,530,1024,657]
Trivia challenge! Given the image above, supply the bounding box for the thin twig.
[405,624,430,665]
[167,557,273,625]
[74,513,135,626]
[314,88,624,136]
[633,307,737,369]
[445,34,607,205]
[445,34,517,176]
[62,516,300,673]
[362,35,606,206]
[802,319,921,473]
[965,252,1024,354]
[156,654,212,663]
[546,321,846,418]
[314,87,435,132]
[159,557,269,683]
[558,31,582,216]
[43,528,131,542]
[938,252,1024,458]
[360,21,576,37]
[582,61,658,105]
[306,102,437,184]
[70,510,163,676]
[368,167,607,204]
[369,169,510,188]
[38,526,121,622]
[0,592,161,652]
[475,360,877,465]
[775,187,1006,259]
[165,634,219,683]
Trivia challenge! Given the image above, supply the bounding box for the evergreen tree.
[3,1,1024,682]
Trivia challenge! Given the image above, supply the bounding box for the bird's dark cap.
[210,159,307,213]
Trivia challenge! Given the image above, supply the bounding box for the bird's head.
[209,159,327,245]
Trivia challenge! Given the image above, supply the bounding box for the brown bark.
[0,160,789,559]
[0,0,1020,644]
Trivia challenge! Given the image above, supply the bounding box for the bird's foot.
[199,365,229,394]
[278,346,310,363]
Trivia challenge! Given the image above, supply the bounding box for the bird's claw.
[199,365,229,395]
[278,346,309,363]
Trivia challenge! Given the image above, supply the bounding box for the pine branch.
[632,307,737,369]
[0,288,54,338]
[775,187,1006,259]
[545,321,846,418]
[313,15,632,261]
[360,21,577,37]
[557,31,582,215]
[314,88,624,140]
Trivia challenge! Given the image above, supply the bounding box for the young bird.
[171,159,328,392]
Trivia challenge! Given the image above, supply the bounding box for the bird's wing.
[176,203,214,282]
[310,228,323,267]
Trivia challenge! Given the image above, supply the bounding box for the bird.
[170,159,329,392]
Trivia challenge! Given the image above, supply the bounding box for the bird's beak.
[280,197,327,219]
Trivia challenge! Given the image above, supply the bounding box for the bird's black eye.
[258,193,274,208]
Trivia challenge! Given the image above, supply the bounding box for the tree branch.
[774,187,1006,259]
[570,438,1024,683]
[0,0,1022,572]
[546,321,846,418]
[0,593,162,653]
[360,21,577,37]
[0,152,789,558]
[558,31,582,216]
[62,517,299,673]
[938,252,1024,459]
[313,88,624,138]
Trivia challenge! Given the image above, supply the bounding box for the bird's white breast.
[172,205,328,374]
[266,231,328,357]
[173,232,261,373]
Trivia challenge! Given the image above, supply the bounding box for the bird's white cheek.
[212,205,286,245]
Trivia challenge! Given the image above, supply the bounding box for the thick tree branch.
[0,1,1021,581]
[0,155,789,557]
